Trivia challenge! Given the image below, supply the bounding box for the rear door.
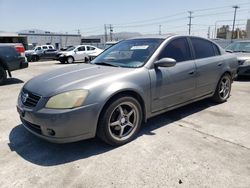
[149,37,196,112]
[189,37,223,97]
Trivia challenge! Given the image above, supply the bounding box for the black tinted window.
[159,38,192,62]
[212,43,221,56]
[191,38,216,59]
[78,46,85,51]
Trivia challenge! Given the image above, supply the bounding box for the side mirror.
[155,58,176,68]
[74,49,77,53]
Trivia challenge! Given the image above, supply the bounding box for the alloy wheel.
[108,102,139,141]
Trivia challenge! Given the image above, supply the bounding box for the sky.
[0,0,250,37]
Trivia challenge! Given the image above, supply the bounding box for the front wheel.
[97,96,142,146]
[67,56,74,64]
[212,73,232,103]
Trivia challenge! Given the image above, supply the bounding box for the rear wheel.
[212,73,232,103]
[97,96,142,146]
[67,56,74,64]
[0,66,7,85]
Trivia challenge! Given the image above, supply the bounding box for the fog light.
[47,128,55,136]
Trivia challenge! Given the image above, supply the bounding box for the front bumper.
[58,56,67,62]
[17,96,100,143]
[238,65,250,76]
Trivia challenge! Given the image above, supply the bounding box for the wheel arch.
[97,89,147,130]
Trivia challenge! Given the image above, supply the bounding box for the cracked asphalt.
[0,61,250,187]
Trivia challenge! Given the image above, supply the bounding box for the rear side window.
[87,46,96,51]
[191,38,216,59]
[158,37,192,62]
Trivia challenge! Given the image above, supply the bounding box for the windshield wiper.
[233,50,250,53]
[93,62,120,67]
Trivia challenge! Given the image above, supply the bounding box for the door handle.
[188,71,195,75]
[218,63,222,66]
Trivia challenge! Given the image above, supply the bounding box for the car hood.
[25,50,35,54]
[233,52,250,61]
[24,64,133,97]
[58,51,72,55]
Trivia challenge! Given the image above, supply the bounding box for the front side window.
[158,37,192,62]
[77,46,86,51]
[42,46,48,50]
[36,47,42,51]
[92,39,164,68]
[191,38,215,59]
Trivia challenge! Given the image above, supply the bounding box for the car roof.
[125,34,209,40]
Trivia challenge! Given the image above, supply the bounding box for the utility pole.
[207,26,211,39]
[109,24,113,41]
[159,25,162,35]
[104,24,108,43]
[188,11,193,35]
[231,5,239,42]
[77,29,81,35]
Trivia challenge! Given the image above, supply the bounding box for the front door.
[149,37,196,112]
[75,46,86,61]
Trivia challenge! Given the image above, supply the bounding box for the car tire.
[212,73,232,103]
[84,57,89,63]
[67,56,74,64]
[0,66,7,85]
[32,55,39,62]
[97,96,143,146]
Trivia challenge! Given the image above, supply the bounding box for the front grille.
[21,89,41,108]
[21,118,42,135]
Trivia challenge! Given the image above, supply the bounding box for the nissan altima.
[17,35,238,146]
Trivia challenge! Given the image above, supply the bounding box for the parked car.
[0,43,28,85]
[57,45,103,63]
[25,45,56,62]
[225,41,250,77]
[17,35,238,146]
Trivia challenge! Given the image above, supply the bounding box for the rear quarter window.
[191,38,217,59]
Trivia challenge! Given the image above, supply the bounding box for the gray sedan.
[17,35,238,146]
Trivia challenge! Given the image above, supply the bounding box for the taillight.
[15,45,25,53]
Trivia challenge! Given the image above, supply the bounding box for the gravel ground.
[0,61,250,188]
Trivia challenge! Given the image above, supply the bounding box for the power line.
[113,12,186,26]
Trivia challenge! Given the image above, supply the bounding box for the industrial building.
[18,30,81,49]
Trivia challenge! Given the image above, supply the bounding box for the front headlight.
[244,59,250,65]
[45,90,88,109]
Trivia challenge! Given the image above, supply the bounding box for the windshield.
[66,46,76,51]
[91,39,164,68]
[226,42,250,53]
